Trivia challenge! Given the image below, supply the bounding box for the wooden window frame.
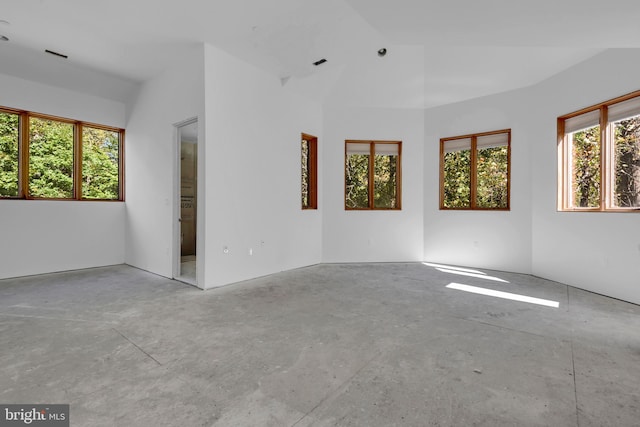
[439,129,511,211]
[0,105,124,201]
[344,140,402,211]
[301,133,318,210]
[558,90,640,213]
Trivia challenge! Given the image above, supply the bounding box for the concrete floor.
[1,263,639,426]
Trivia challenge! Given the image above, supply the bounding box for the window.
[301,133,317,209]
[29,116,75,198]
[440,129,510,210]
[0,110,20,197]
[345,140,401,210]
[0,106,124,201]
[558,90,640,211]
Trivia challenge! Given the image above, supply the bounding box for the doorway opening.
[176,119,198,285]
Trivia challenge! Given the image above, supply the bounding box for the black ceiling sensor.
[313,58,327,66]
[45,49,68,59]
[378,48,387,57]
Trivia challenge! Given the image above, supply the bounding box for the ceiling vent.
[45,49,68,59]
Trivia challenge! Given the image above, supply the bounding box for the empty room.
[1,1,639,426]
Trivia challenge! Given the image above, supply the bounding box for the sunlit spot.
[422,262,485,275]
[437,268,509,283]
[446,283,559,308]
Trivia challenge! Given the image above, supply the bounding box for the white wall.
[203,44,323,288]
[0,74,126,279]
[529,49,640,305]
[125,45,206,281]
[422,49,640,305]
[322,107,425,263]
[423,90,534,274]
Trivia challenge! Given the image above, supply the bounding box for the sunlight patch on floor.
[422,262,509,283]
[446,282,559,308]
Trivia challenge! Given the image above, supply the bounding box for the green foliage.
[572,125,600,208]
[301,139,309,207]
[443,150,471,208]
[0,112,19,197]
[0,114,120,199]
[613,117,640,207]
[82,127,119,199]
[29,118,74,198]
[345,154,369,208]
[477,146,508,208]
[373,154,398,208]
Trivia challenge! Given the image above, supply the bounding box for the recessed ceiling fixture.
[313,58,327,66]
[377,48,387,57]
[45,49,68,59]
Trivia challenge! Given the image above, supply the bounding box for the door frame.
[173,117,199,286]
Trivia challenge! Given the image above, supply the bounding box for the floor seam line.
[453,315,565,341]
[0,312,118,325]
[289,351,381,427]
[568,286,580,427]
[113,328,163,366]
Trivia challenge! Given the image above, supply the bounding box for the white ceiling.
[1,0,637,108]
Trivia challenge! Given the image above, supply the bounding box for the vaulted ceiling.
[2,0,638,108]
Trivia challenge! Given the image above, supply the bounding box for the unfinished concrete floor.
[1,263,639,426]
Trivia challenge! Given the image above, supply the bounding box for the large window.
[558,90,640,211]
[440,129,510,210]
[345,140,401,210]
[0,106,124,201]
[301,133,317,209]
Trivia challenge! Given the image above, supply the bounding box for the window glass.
[373,152,398,208]
[612,117,640,208]
[82,126,120,199]
[442,139,471,208]
[301,138,310,207]
[0,111,20,197]
[301,134,318,209]
[345,141,401,210]
[346,149,370,209]
[440,131,510,210]
[29,117,74,198]
[559,91,640,212]
[570,125,601,208]
[476,145,509,209]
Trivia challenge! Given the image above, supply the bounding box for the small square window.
[345,140,401,210]
[440,130,510,210]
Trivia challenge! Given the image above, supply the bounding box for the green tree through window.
[559,91,640,211]
[29,117,74,198]
[0,111,19,197]
[0,106,123,201]
[440,130,510,210]
[82,127,120,199]
[345,141,401,210]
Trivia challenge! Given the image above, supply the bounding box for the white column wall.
[322,107,425,263]
[529,49,640,305]
[125,45,206,281]
[203,44,323,288]
[423,89,534,274]
[0,74,126,279]
[422,49,640,305]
